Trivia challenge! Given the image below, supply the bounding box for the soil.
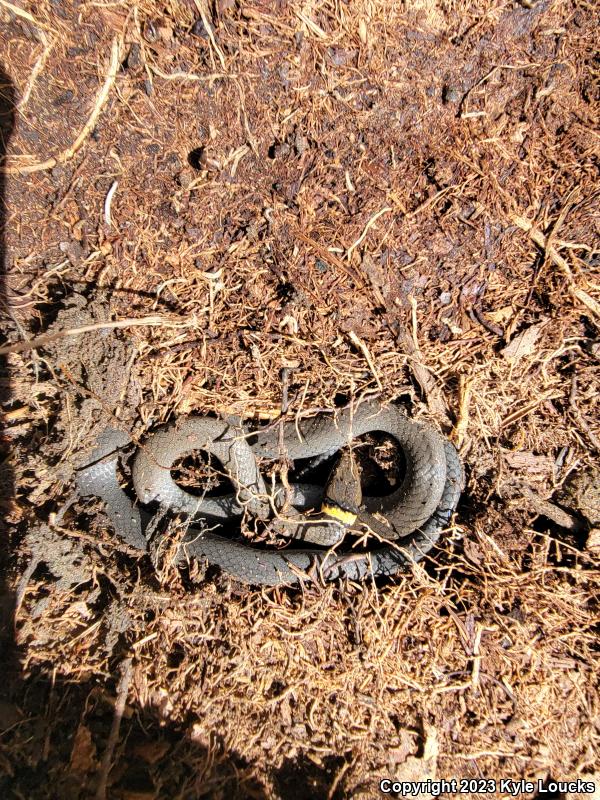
[0,1,599,798]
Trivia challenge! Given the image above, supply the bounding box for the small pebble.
[126,43,142,70]
[143,21,157,43]
[273,142,291,159]
[587,528,600,552]
[294,132,308,155]
[178,168,195,189]
[22,130,40,144]
[192,18,209,39]
[442,85,461,104]
[53,90,74,106]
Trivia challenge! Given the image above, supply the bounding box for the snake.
[75,401,463,586]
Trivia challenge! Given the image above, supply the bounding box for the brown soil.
[0,0,599,798]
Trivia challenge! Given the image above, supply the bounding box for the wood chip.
[586,528,600,552]
[503,451,555,475]
[501,323,544,361]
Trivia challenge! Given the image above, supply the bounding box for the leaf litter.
[0,0,599,797]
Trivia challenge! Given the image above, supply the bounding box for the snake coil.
[76,402,463,585]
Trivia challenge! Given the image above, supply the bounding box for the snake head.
[321,449,362,524]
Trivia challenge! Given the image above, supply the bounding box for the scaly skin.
[131,402,448,544]
[75,403,463,585]
[181,440,463,585]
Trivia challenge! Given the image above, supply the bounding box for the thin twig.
[13,556,40,629]
[506,482,584,533]
[104,181,119,227]
[569,375,600,452]
[0,315,192,356]
[18,38,54,110]
[95,657,133,800]
[293,227,364,287]
[347,330,383,391]
[0,0,57,32]
[148,65,233,82]
[277,367,293,513]
[347,206,392,261]
[1,37,122,175]
[191,0,226,68]
[512,215,600,319]
[452,374,474,448]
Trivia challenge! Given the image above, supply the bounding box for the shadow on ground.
[1,669,271,799]
[0,64,345,800]
[0,664,348,798]
[0,63,17,685]
[0,65,266,800]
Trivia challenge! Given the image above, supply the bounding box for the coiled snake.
[76,401,463,585]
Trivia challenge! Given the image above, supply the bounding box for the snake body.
[76,402,463,585]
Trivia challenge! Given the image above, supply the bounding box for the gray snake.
[75,402,463,585]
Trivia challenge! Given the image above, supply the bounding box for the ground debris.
[1,0,599,795]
